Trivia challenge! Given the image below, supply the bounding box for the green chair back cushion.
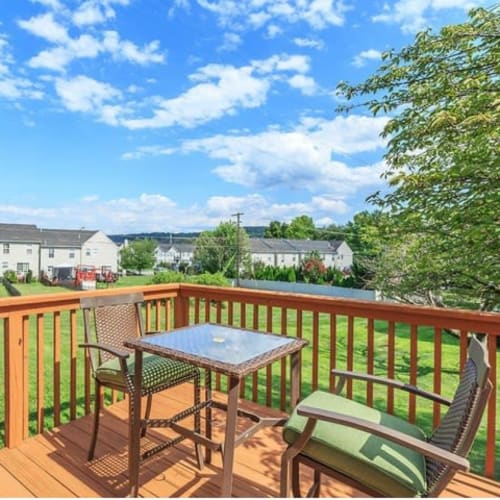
[96,352,196,391]
[283,391,428,497]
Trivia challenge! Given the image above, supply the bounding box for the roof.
[0,223,98,247]
[249,238,346,254]
[157,243,195,253]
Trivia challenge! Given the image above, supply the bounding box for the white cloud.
[288,74,317,96]
[30,0,64,9]
[218,32,242,52]
[293,37,325,50]
[121,54,311,129]
[55,75,122,124]
[19,7,164,72]
[0,33,44,100]
[372,0,484,33]
[191,0,348,33]
[18,13,69,44]
[181,114,389,195]
[352,49,382,68]
[73,0,130,26]
[122,145,176,160]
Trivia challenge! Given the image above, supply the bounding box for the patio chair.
[80,292,203,465]
[280,335,492,497]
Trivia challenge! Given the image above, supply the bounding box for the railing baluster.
[485,334,497,478]
[239,301,247,399]
[367,318,374,407]
[433,327,442,428]
[36,313,44,433]
[280,307,287,411]
[194,297,200,324]
[329,313,337,393]
[409,324,418,423]
[70,310,77,420]
[347,316,354,399]
[53,311,61,427]
[22,316,29,440]
[165,297,172,330]
[312,311,319,392]
[297,309,303,400]
[252,304,259,403]
[387,321,395,414]
[266,305,273,407]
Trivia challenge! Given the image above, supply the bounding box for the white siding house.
[249,238,353,270]
[0,223,118,280]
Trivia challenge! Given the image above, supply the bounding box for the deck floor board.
[0,384,498,498]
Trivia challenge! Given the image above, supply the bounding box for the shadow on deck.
[0,384,498,498]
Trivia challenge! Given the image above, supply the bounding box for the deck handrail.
[1,283,498,478]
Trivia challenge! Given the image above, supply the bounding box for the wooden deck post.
[5,313,26,448]
[174,291,189,328]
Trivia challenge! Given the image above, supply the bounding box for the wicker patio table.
[125,322,308,497]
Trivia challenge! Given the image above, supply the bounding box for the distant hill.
[109,226,266,244]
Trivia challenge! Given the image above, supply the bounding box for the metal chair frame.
[80,292,203,467]
[281,335,493,497]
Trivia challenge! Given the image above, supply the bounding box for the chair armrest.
[297,405,469,472]
[332,369,452,406]
[79,342,130,359]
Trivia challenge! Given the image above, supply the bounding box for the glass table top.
[141,323,297,366]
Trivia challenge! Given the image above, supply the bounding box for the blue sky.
[0,0,486,234]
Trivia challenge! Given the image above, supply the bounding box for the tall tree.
[337,7,500,310]
[285,215,316,239]
[194,221,250,278]
[264,220,288,238]
[119,238,157,274]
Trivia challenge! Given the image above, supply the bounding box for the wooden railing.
[1,283,499,479]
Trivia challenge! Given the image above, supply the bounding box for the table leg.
[205,369,212,465]
[129,349,142,497]
[221,375,240,497]
[290,351,300,408]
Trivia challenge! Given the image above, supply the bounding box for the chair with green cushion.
[281,335,492,497]
[80,292,203,466]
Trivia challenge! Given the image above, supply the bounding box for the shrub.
[188,272,228,287]
[3,269,17,283]
[150,270,185,284]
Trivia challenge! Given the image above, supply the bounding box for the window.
[2,261,8,269]
[17,263,29,272]
[48,248,55,258]
[3,243,9,254]
[69,248,75,259]
[85,248,91,257]
[26,245,32,255]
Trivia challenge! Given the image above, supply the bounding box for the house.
[0,223,119,280]
[152,238,353,271]
[249,238,353,270]
[155,243,195,268]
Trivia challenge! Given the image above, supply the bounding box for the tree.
[285,215,316,239]
[194,221,250,278]
[264,220,288,238]
[300,251,327,284]
[119,238,157,274]
[337,6,500,310]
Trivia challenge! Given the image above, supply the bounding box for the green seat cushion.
[283,391,427,497]
[96,352,198,392]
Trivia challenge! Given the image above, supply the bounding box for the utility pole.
[232,212,243,287]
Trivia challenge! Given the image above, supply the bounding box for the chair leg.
[88,380,102,461]
[292,457,302,497]
[141,394,152,438]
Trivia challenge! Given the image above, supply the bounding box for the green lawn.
[0,279,498,478]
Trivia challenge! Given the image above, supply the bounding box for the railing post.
[174,290,189,328]
[5,313,26,448]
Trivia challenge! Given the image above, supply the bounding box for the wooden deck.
[0,384,498,498]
